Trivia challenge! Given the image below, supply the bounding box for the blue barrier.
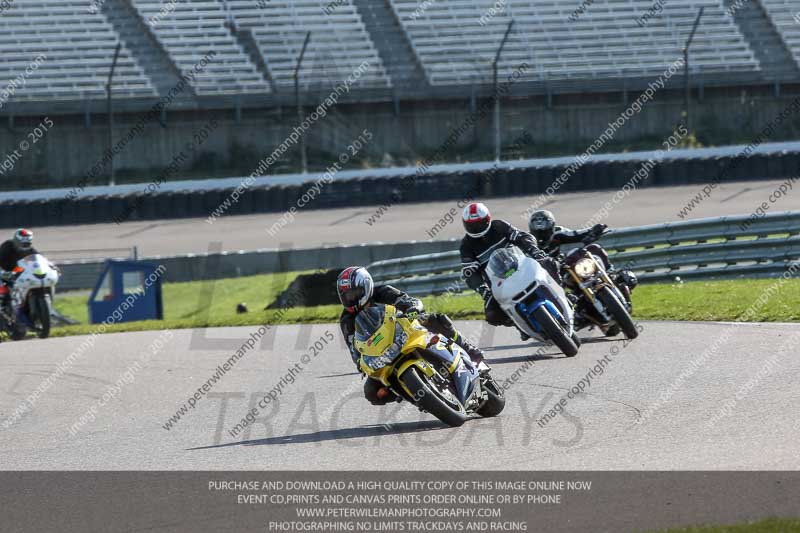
[88,260,164,325]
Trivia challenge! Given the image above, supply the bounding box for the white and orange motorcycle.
[0,253,59,340]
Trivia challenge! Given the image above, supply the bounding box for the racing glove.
[586,224,608,242]
[520,244,548,262]
[396,294,423,319]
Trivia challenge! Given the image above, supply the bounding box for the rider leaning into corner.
[527,210,638,303]
[459,202,560,337]
[0,229,37,308]
[337,266,486,406]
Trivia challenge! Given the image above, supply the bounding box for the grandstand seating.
[130,0,266,95]
[389,0,760,85]
[225,0,391,89]
[761,0,800,68]
[0,0,156,101]
[3,0,800,105]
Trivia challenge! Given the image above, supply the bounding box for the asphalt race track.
[31,179,791,258]
[1,320,797,470]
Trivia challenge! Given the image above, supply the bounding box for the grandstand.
[130,0,265,95]
[0,0,799,109]
[761,0,800,69]
[391,0,761,84]
[226,0,392,89]
[0,1,156,101]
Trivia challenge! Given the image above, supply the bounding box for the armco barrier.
[52,212,800,293]
[367,211,800,296]
[55,239,460,291]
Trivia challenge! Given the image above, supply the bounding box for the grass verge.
[46,277,800,338]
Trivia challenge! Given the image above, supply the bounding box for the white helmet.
[13,228,33,253]
[462,202,492,238]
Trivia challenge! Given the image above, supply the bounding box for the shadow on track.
[316,372,360,379]
[483,336,617,354]
[487,353,561,364]
[189,420,450,451]
[483,343,531,352]
[485,335,623,364]
[579,336,622,344]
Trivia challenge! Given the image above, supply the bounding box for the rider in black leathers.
[0,229,37,311]
[337,266,486,405]
[528,210,638,301]
[459,202,558,328]
[0,229,37,273]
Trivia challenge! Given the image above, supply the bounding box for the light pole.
[294,31,311,174]
[683,7,704,132]
[493,19,514,162]
[106,42,122,186]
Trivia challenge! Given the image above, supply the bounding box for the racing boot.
[376,386,399,404]
[424,313,490,371]
[452,332,489,372]
[365,378,399,405]
[613,270,638,308]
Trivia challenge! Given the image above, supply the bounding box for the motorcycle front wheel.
[597,287,638,339]
[476,375,506,418]
[532,306,579,357]
[400,367,468,427]
[31,293,51,339]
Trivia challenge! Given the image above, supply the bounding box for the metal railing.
[49,246,138,262]
[367,211,800,296]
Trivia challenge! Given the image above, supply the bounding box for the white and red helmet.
[336,266,374,312]
[462,202,492,238]
[13,228,33,253]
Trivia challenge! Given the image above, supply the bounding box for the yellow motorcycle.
[354,304,505,427]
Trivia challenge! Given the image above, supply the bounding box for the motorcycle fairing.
[355,304,479,404]
[516,298,565,334]
[490,249,574,336]
[419,339,479,405]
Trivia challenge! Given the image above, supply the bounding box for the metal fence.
[55,239,457,292]
[367,211,800,296]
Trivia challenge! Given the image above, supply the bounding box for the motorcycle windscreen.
[354,305,408,370]
[17,256,37,270]
[487,246,524,279]
[19,255,48,279]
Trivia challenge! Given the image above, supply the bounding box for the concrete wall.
[2,86,799,190]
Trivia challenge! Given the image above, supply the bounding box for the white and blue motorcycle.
[486,245,579,357]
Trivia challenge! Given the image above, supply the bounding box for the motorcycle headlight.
[574,258,597,279]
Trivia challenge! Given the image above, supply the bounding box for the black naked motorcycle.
[556,232,639,340]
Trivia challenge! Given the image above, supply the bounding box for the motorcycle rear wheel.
[1,307,26,341]
[10,324,26,341]
[400,367,467,427]
[532,306,579,357]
